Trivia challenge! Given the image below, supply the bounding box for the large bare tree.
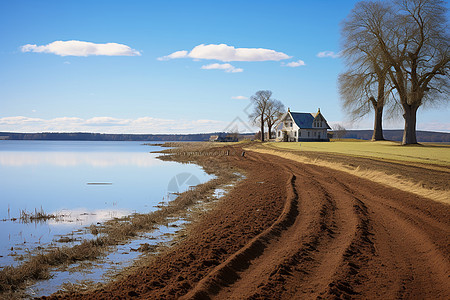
[248,90,273,142]
[339,60,392,140]
[265,99,285,140]
[342,0,449,144]
[339,17,393,140]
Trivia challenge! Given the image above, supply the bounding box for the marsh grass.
[0,142,240,294]
[0,238,105,292]
[19,207,56,223]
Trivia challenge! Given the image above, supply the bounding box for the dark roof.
[290,112,315,129]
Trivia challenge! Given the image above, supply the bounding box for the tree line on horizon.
[0,132,254,141]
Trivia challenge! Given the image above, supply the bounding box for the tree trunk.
[267,125,272,141]
[371,106,385,141]
[402,104,419,145]
[260,119,265,142]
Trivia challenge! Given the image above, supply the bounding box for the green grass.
[267,140,450,166]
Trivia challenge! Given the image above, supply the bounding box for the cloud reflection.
[0,152,164,167]
[48,208,131,226]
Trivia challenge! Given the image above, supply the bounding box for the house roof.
[288,111,331,129]
[290,112,315,129]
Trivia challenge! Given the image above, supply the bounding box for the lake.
[0,140,212,270]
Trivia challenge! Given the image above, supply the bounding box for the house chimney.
[288,107,290,112]
[318,108,320,113]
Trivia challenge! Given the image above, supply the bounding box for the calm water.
[0,140,212,268]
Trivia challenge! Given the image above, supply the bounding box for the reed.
[19,206,56,223]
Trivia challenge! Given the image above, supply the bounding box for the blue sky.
[0,0,448,134]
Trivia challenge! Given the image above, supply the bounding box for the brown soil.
[44,143,450,299]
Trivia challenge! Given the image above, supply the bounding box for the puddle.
[0,208,131,269]
[25,219,186,298]
[23,177,243,298]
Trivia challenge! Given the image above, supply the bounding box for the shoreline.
[4,141,448,299]
[45,141,449,299]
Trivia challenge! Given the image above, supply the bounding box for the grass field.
[267,140,450,166]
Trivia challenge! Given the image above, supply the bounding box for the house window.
[308,132,310,137]
[290,122,293,127]
[294,131,297,137]
[278,131,281,137]
[299,131,301,137]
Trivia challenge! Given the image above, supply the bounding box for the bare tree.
[248,90,273,142]
[339,19,394,141]
[332,124,348,140]
[342,0,449,144]
[265,99,285,140]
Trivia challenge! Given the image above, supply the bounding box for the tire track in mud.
[181,173,300,299]
[328,175,450,299]
[245,162,373,299]
[185,151,449,299]
[246,151,450,299]
[184,159,370,299]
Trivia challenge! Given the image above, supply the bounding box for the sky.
[0,0,448,134]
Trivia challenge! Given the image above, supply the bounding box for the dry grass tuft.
[19,206,56,223]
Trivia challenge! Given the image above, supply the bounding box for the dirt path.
[46,145,450,299]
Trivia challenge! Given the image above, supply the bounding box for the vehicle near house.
[275,108,331,142]
[209,135,219,142]
[209,133,239,142]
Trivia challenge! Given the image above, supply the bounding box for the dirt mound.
[44,144,450,299]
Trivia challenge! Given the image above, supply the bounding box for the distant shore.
[0,130,449,142]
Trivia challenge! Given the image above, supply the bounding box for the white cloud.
[157,50,188,61]
[231,96,248,100]
[159,43,291,62]
[282,60,306,67]
[85,117,130,126]
[201,63,243,73]
[21,40,141,57]
[316,51,341,58]
[0,116,230,134]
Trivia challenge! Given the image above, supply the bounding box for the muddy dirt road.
[48,145,450,299]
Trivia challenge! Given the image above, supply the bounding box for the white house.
[275,108,331,142]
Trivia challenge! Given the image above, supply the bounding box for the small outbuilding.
[275,108,331,142]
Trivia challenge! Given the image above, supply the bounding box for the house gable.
[312,111,332,129]
[275,108,330,142]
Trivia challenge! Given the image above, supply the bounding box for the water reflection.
[0,152,164,167]
[0,141,212,270]
[47,208,131,226]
